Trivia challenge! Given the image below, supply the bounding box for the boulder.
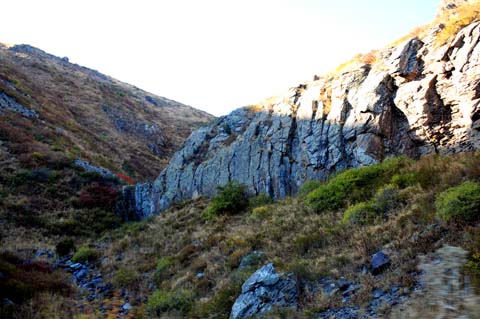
[230,263,298,319]
[371,251,391,275]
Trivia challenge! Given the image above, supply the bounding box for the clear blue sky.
[0,0,439,116]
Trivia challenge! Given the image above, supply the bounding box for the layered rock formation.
[127,17,480,218]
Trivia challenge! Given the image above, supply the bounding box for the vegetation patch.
[435,181,480,223]
[71,246,99,263]
[146,289,194,317]
[202,181,248,219]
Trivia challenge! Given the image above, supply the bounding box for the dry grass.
[435,0,480,46]
[96,153,480,318]
[0,44,213,180]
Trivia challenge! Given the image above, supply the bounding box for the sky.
[0,0,439,116]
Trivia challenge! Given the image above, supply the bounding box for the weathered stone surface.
[73,159,114,178]
[0,91,38,118]
[127,20,480,218]
[230,263,298,319]
[371,251,391,275]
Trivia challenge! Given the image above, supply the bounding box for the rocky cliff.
[128,6,480,218]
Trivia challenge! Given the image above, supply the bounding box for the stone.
[230,263,298,319]
[371,251,391,275]
[74,269,88,280]
[70,263,84,271]
[122,303,132,311]
[124,18,480,219]
[0,92,38,118]
[73,159,114,177]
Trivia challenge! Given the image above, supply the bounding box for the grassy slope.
[0,42,213,247]
[0,44,213,180]
[96,153,480,318]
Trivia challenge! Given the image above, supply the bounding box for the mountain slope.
[129,1,480,217]
[0,43,213,180]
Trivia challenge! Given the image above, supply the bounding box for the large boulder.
[230,263,298,319]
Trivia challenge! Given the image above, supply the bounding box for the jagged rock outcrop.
[127,19,480,218]
[230,263,298,319]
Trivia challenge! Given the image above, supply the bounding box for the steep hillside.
[127,1,480,217]
[0,43,213,180]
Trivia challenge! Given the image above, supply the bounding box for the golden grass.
[435,0,480,46]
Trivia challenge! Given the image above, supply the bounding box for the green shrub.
[154,256,175,283]
[56,239,76,256]
[391,173,418,188]
[305,182,345,212]
[298,180,323,197]
[202,182,248,219]
[249,193,273,208]
[373,184,401,215]
[113,267,138,288]
[71,246,99,263]
[342,202,377,225]
[147,289,194,316]
[435,181,480,222]
[306,158,408,213]
[74,208,121,234]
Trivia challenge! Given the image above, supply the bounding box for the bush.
[306,164,384,212]
[435,181,480,222]
[391,173,418,188]
[342,202,377,225]
[154,256,175,283]
[78,182,119,209]
[147,289,194,316]
[373,184,401,215]
[248,193,273,208]
[71,246,99,263]
[74,208,121,234]
[56,239,76,256]
[113,267,138,288]
[306,158,408,213]
[202,182,248,219]
[298,180,323,197]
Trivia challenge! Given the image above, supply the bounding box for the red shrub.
[78,182,119,209]
[116,172,135,185]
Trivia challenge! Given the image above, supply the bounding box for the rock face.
[230,263,298,319]
[127,19,480,217]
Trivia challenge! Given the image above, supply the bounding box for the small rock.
[74,269,88,280]
[196,272,205,279]
[230,263,298,319]
[371,251,391,275]
[3,298,14,306]
[372,289,384,299]
[70,263,83,271]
